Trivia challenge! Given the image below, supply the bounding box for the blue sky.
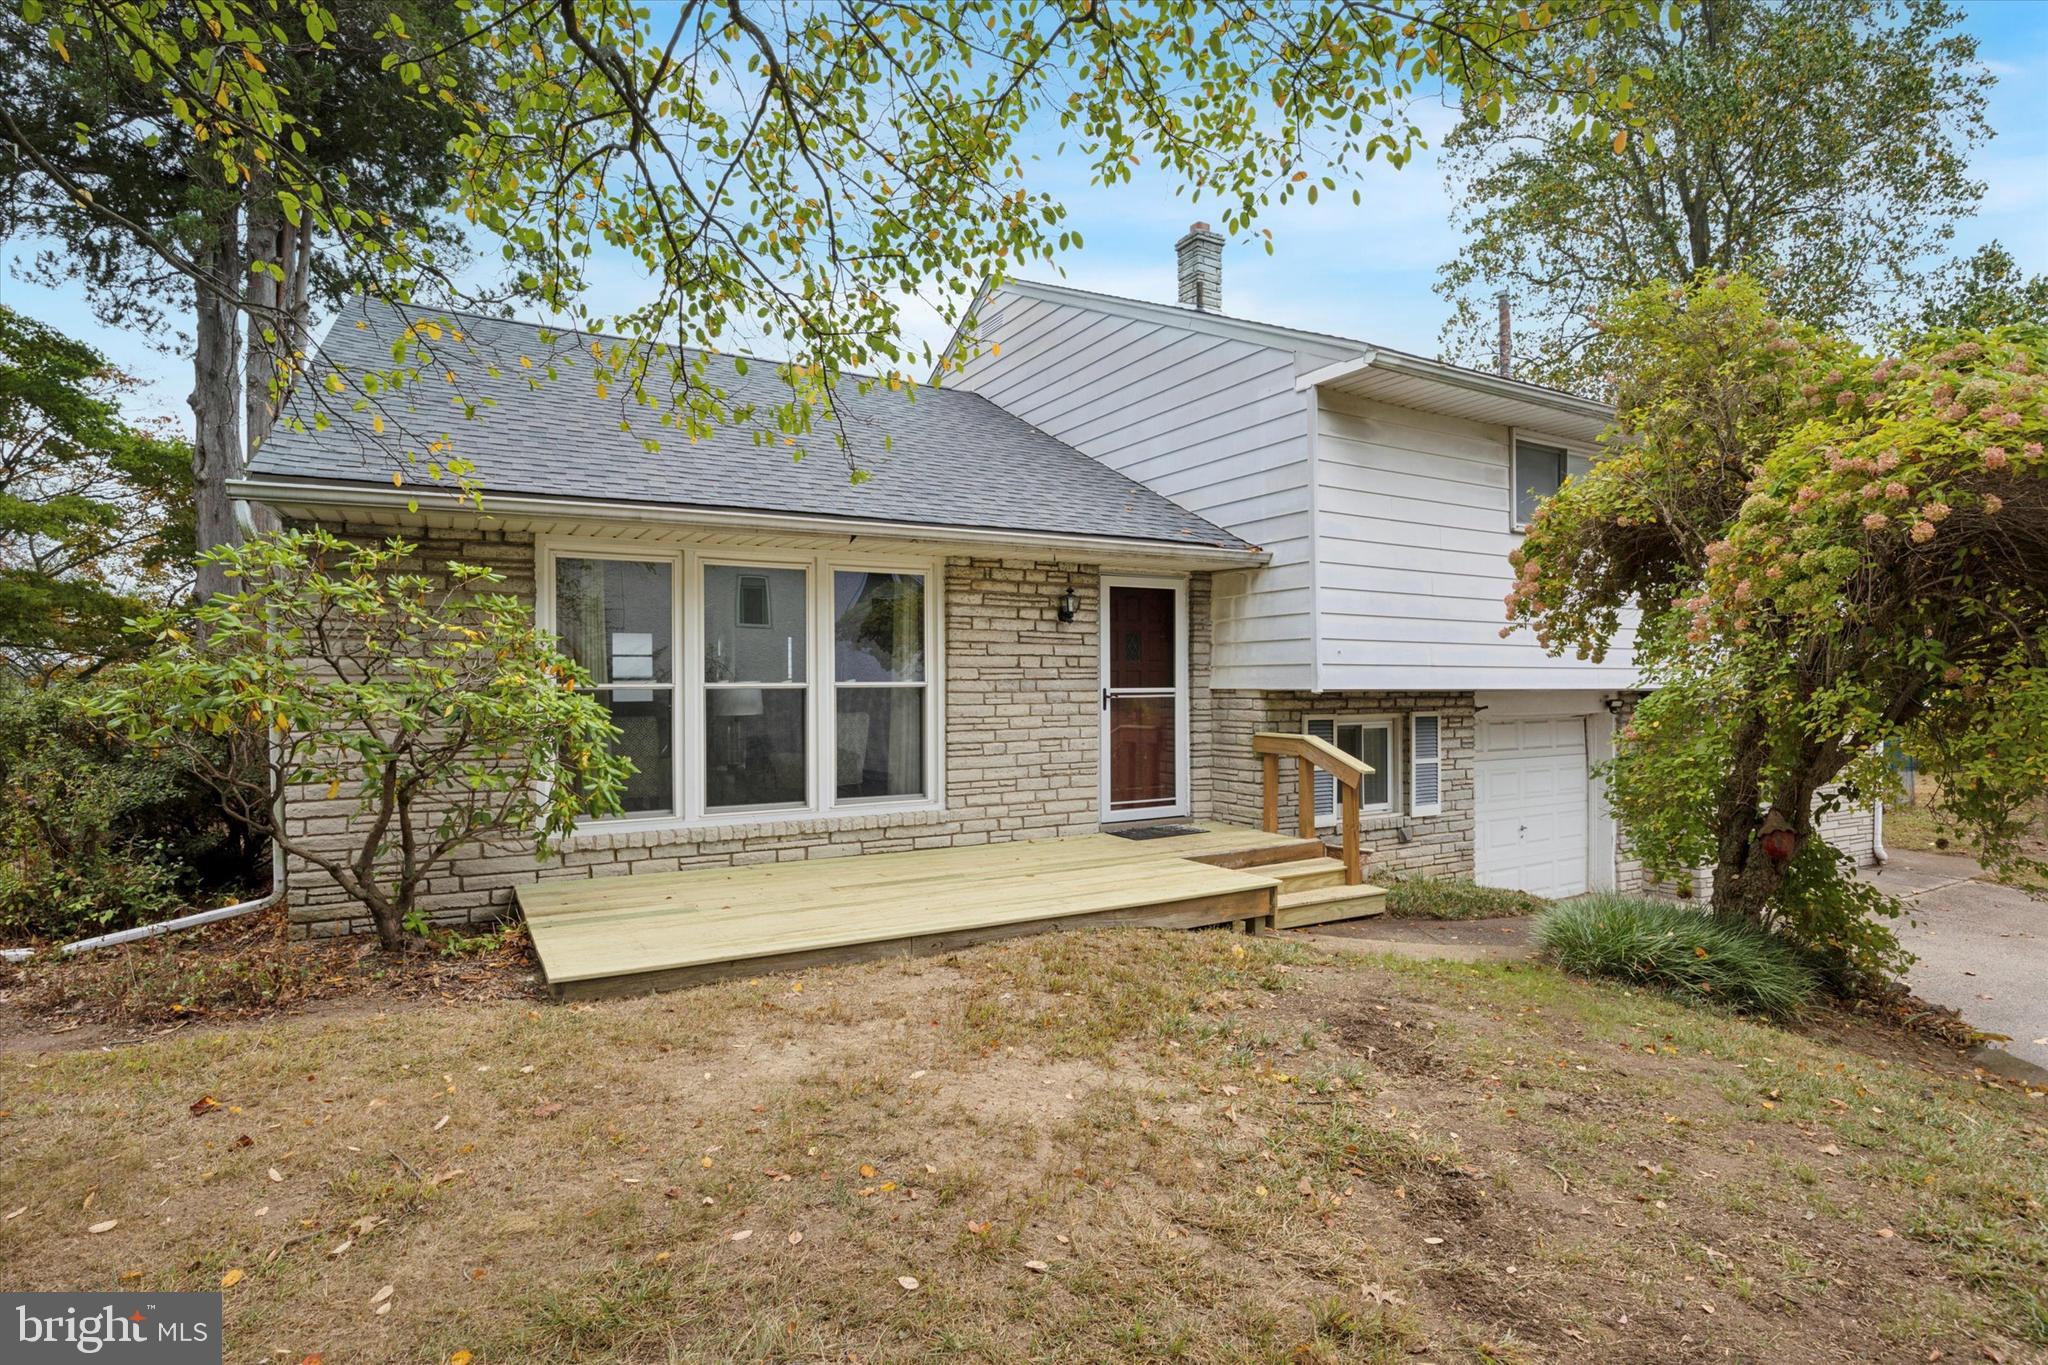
[6,0,2047,428]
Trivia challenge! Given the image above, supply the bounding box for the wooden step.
[1269,856,1348,894]
[1269,882,1388,931]
[1189,837,1325,871]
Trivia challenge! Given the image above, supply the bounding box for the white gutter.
[226,477,1272,570]
[2,500,291,965]
[1872,798,1889,865]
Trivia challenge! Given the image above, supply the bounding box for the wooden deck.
[519,822,1378,999]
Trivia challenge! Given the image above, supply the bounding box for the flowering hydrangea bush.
[1507,274,2048,985]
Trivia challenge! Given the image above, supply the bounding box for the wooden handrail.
[1251,732,1373,788]
[1251,731,1372,886]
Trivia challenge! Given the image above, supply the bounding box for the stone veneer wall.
[1210,691,1478,883]
[286,523,1216,937]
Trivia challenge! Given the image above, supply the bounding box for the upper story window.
[542,544,938,829]
[1512,439,1568,530]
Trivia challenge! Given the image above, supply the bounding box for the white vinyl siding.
[951,283,1346,690]
[1314,390,1636,691]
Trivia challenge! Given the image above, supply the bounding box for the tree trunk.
[190,219,245,605]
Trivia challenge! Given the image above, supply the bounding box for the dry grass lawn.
[3,930,2045,1363]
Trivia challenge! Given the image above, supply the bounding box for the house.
[231,230,1874,977]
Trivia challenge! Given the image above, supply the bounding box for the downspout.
[1304,380,1325,695]
[1872,798,1888,866]
[1,500,289,964]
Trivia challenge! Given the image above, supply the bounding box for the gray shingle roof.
[250,298,1253,553]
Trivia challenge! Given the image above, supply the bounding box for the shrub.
[88,530,633,949]
[1382,876,1546,920]
[1534,894,1818,1020]
[0,678,247,943]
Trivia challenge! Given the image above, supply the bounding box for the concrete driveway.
[1864,848,2047,1072]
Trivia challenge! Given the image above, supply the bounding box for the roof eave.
[1296,352,1612,446]
[227,476,1272,570]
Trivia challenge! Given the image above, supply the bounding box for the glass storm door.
[1102,581,1186,820]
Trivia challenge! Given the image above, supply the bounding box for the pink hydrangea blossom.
[1922,502,1953,523]
[1985,446,2011,471]
[1910,521,1937,544]
[2026,443,2045,458]
[1885,481,1911,500]
[1862,512,1890,532]
[1985,494,2004,515]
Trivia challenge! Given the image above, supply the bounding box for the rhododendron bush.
[1507,274,2048,984]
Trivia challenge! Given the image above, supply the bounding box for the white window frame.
[536,535,944,834]
[541,543,686,820]
[1509,430,1573,533]
[1305,715,1396,825]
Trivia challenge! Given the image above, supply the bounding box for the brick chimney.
[1175,221,1223,313]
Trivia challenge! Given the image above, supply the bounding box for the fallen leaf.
[1878,1227,1896,1239]
[1023,1259,1048,1273]
[859,1164,877,1179]
[328,1239,353,1258]
[374,1302,392,1316]
[87,1220,118,1234]
[1816,1143,1843,1156]
[1422,1236,1444,1245]
[433,1115,450,1132]
[730,1229,753,1242]
[268,1167,284,1183]
[897,1276,919,1291]
[787,1231,803,1246]
[3,1207,23,1221]
[189,1096,219,1116]
[531,1103,564,1120]
[370,1284,394,1305]
[220,1268,245,1289]
[450,1353,473,1365]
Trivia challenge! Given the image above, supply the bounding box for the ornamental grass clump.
[1535,894,1817,1020]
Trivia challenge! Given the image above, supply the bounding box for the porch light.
[1057,585,1079,623]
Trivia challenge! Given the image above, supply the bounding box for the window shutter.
[1305,717,1336,822]
[1410,714,1442,815]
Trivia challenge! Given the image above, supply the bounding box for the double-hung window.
[1512,438,1568,530]
[544,544,936,828]
[832,571,927,802]
[1305,717,1395,824]
[553,555,678,816]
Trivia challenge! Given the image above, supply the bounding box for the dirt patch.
[0,905,540,1054]
[1329,1004,1455,1076]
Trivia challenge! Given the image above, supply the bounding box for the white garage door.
[1475,716,1589,899]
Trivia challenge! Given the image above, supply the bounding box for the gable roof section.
[953,278,1612,445]
[246,298,1256,555]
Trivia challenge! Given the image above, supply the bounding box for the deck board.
[520,822,1301,996]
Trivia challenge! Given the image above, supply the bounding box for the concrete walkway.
[1864,849,2048,1073]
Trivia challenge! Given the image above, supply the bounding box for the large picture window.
[543,545,937,828]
